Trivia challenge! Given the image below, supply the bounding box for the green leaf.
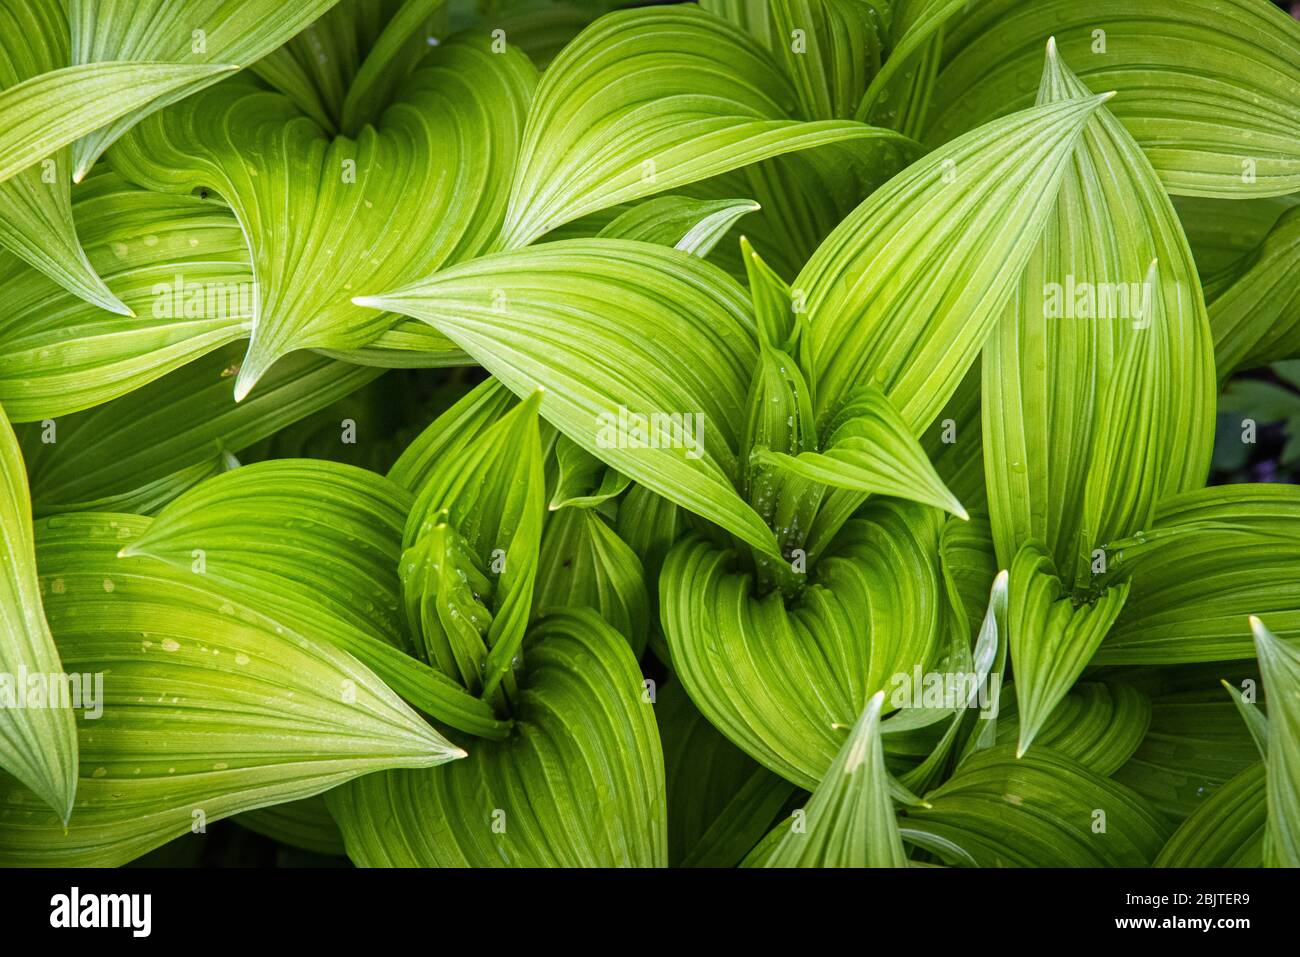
[902,745,1169,867]
[496,5,915,248]
[682,138,919,282]
[756,385,967,519]
[1110,671,1262,821]
[738,343,823,580]
[858,0,968,136]
[656,680,795,868]
[1176,193,1298,282]
[110,35,536,399]
[704,0,887,122]
[0,400,77,821]
[249,0,449,136]
[328,608,666,867]
[20,343,380,513]
[31,451,238,520]
[548,434,629,510]
[889,564,1007,795]
[799,92,1108,430]
[236,793,345,857]
[0,60,235,187]
[982,46,1214,582]
[387,377,518,493]
[1097,485,1300,664]
[402,392,546,698]
[741,238,796,350]
[0,512,462,867]
[1154,763,1267,867]
[534,507,648,657]
[0,0,129,313]
[973,681,1150,777]
[123,461,413,650]
[925,0,1300,197]
[762,692,907,867]
[357,239,784,560]
[597,196,760,258]
[68,0,350,178]
[660,500,946,789]
[1250,616,1300,866]
[921,367,986,516]
[1007,541,1129,755]
[118,460,509,740]
[1210,206,1300,378]
[1222,678,1269,760]
[0,171,253,421]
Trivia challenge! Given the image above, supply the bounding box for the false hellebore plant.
[0,0,1298,868]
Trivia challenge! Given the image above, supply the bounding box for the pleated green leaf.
[857,0,968,136]
[0,512,463,867]
[890,564,1006,795]
[1210,206,1300,378]
[110,35,536,399]
[0,171,253,421]
[118,461,509,740]
[387,377,518,493]
[67,0,348,178]
[762,692,906,868]
[1007,541,1129,755]
[0,400,77,821]
[236,794,345,857]
[249,0,448,136]
[681,137,918,282]
[982,46,1214,582]
[902,745,1169,867]
[1223,678,1270,760]
[597,196,760,258]
[0,61,234,187]
[656,679,795,868]
[925,0,1300,197]
[756,385,967,519]
[1098,485,1300,664]
[1177,194,1300,284]
[548,434,629,510]
[496,5,914,248]
[357,239,783,559]
[1112,673,1262,821]
[1154,763,1267,867]
[1251,617,1300,867]
[974,681,1149,777]
[20,343,379,514]
[328,608,666,867]
[534,507,648,657]
[799,93,1107,430]
[0,0,130,313]
[660,501,946,789]
[703,0,887,123]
